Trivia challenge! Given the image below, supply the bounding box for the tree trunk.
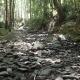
[9,0,12,31]
[12,0,15,27]
[5,0,8,29]
[53,0,65,26]
[5,0,13,31]
[30,0,31,21]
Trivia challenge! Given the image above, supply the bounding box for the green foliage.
[0,22,5,28]
[62,0,80,21]
[0,28,9,36]
[29,17,48,30]
[28,0,80,30]
[1,0,80,41]
[29,0,52,30]
[60,23,80,42]
[0,28,15,40]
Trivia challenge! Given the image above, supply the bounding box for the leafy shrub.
[0,28,9,36]
[0,22,5,28]
[62,3,78,21]
[29,17,48,30]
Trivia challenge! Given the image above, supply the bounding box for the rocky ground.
[0,29,80,80]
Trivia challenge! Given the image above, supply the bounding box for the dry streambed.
[0,30,80,80]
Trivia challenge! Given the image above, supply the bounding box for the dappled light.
[0,0,80,80]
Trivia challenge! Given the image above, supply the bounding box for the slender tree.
[5,0,8,29]
[53,0,65,25]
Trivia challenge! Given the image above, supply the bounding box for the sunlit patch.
[26,38,36,40]
[16,52,26,55]
[53,34,66,40]
[35,57,61,64]
[17,26,24,30]
[32,41,44,49]
[14,40,32,50]
[14,0,30,20]
[34,50,42,57]
[58,34,66,40]
[38,34,48,37]
[45,58,61,64]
